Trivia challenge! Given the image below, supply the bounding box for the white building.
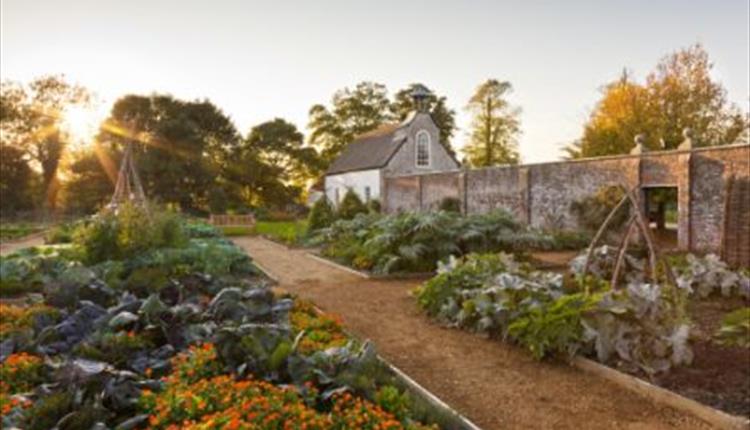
[324,87,460,206]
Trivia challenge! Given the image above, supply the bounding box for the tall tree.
[0,75,90,210]
[390,83,458,157]
[463,79,521,167]
[98,94,241,213]
[566,44,748,158]
[246,118,322,187]
[308,81,391,165]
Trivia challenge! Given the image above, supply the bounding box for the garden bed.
[652,296,750,418]
[0,209,446,430]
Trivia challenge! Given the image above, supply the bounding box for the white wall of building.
[324,169,381,206]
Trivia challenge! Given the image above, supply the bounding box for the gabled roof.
[326,124,406,175]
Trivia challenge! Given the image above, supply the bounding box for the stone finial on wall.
[630,134,647,155]
[678,127,695,151]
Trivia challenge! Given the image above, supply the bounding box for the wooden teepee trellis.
[581,185,678,289]
[106,141,147,211]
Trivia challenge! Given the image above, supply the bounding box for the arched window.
[416,130,430,167]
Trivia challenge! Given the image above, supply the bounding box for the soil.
[234,236,713,430]
[654,297,750,417]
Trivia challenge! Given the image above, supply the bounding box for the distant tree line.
[1,44,745,217]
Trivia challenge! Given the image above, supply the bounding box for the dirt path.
[233,237,711,430]
[0,234,45,256]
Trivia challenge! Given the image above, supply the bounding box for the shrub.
[438,197,462,213]
[74,203,187,264]
[570,185,628,232]
[337,189,368,220]
[367,198,382,213]
[308,197,336,231]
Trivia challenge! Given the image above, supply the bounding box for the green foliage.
[419,252,692,372]
[438,197,461,213]
[508,293,600,359]
[253,220,309,245]
[337,189,368,220]
[0,144,36,215]
[184,220,222,238]
[714,307,750,348]
[375,385,413,422]
[74,204,187,264]
[367,198,382,213]
[570,186,628,232]
[315,210,578,274]
[308,81,392,165]
[0,223,42,241]
[24,392,75,430]
[308,197,336,231]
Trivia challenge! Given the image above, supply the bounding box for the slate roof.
[326,124,406,175]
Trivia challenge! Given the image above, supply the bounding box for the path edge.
[573,357,750,430]
[249,258,482,430]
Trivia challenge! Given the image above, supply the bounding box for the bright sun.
[61,104,106,145]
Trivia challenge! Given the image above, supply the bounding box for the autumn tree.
[566,44,748,158]
[0,75,90,210]
[463,79,521,167]
[390,83,457,156]
[308,82,392,165]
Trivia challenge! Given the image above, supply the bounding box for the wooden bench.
[209,214,256,228]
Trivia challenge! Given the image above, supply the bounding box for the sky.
[1,0,748,163]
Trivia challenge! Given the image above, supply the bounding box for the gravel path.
[0,234,45,256]
[233,236,712,430]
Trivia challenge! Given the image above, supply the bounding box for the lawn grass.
[221,220,309,245]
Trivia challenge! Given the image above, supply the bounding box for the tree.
[391,83,457,157]
[245,118,322,190]
[463,79,521,167]
[0,144,37,215]
[307,196,336,231]
[308,82,392,165]
[98,94,241,213]
[564,70,654,158]
[566,44,749,158]
[60,145,116,214]
[0,75,90,210]
[337,189,368,219]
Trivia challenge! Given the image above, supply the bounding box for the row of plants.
[0,204,440,429]
[307,190,381,233]
[310,209,590,275]
[416,249,749,375]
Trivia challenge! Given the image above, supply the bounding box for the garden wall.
[382,144,750,266]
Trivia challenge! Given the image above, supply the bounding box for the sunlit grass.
[221,220,308,245]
